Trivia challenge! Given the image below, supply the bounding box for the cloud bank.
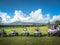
[0,9,60,24]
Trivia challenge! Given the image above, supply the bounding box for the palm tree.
[47,20,50,29]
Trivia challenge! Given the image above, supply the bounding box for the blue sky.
[0,0,60,24]
[0,0,60,17]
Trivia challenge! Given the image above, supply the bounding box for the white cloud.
[11,10,30,23]
[29,9,43,22]
[0,9,60,24]
[50,15,60,23]
[0,12,11,23]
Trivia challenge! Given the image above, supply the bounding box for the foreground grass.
[0,26,60,45]
[0,36,60,45]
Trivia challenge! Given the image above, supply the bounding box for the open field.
[0,26,48,35]
[0,26,60,45]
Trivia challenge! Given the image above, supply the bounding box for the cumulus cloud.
[11,10,30,23]
[0,12,11,23]
[29,9,43,22]
[0,9,60,24]
[50,15,60,23]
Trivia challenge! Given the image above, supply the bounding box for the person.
[57,25,60,31]
[21,27,29,36]
[57,25,60,36]
[0,28,7,37]
[48,25,58,36]
[9,27,18,36]
[34,27,41,37]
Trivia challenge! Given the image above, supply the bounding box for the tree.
[55,20,60,25]
[47,20,50,28]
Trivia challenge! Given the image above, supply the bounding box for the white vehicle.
[56,25,60,36]
[21,27,29,36]
[57,25,60,31]
[0,28,7,37]
[34,27,41,36]
[9,29,18,36]
[48,25,58,36]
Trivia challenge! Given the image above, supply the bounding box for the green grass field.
[0,26,60,45]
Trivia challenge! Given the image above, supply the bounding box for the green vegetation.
[55,20,60,25]
[0,26,60,45]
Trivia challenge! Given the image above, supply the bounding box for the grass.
[0,26,60,45]
[0,26,48,35]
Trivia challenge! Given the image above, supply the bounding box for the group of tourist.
[48,25,60,36]
[0,27,41,37]
[0,25,60,37]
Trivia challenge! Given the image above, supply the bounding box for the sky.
[0,0,60,24]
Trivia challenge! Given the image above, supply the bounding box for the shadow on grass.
[0,34,60,37]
